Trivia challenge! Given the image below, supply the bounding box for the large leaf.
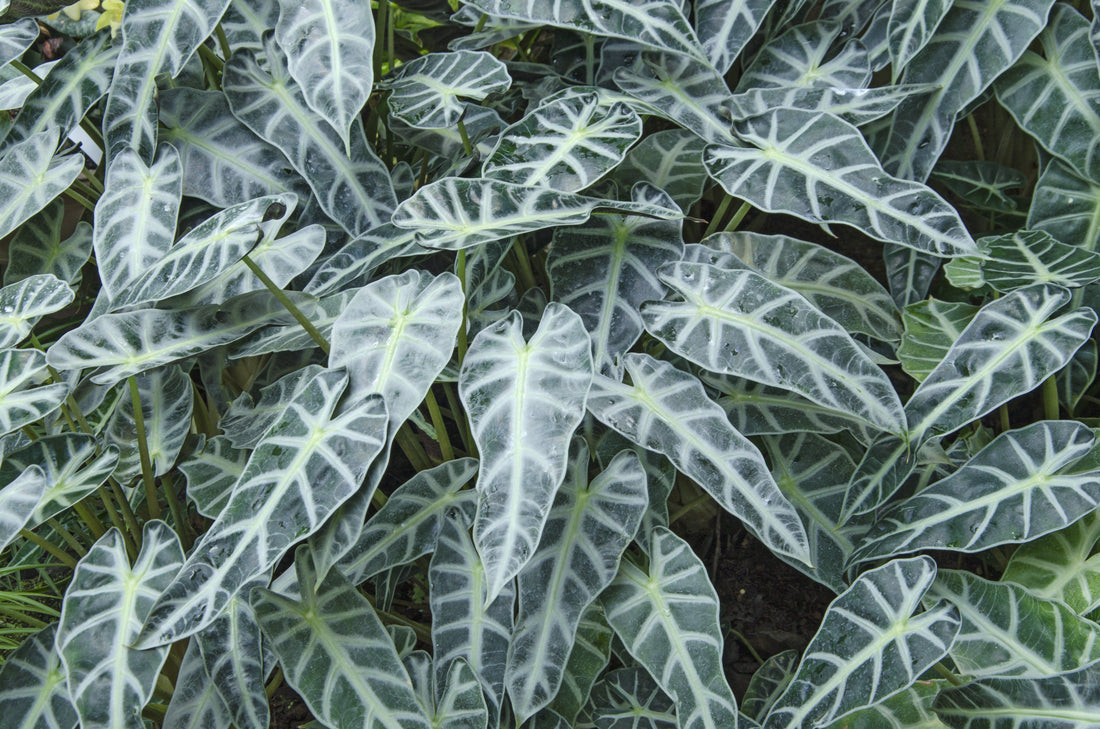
[46,291,296,386]
[704,110,976,256]
[585,666,677,729]
[507,441,647,721]
[274,0,375,147]
[874,0,1055,181]
[223,38,396,236]
[642,261,906,436]
[91,145,181,301]
[691,232,902,343]
[136,370,388,647]
[303,224,423,296]
[460,303,593,601]
[0,274,74,349]
[0,130,83,241]
[844,284,1098,518]
[462,0,710,66]
[821,681,948,729]
[1001,510,1100,615]
[483,90,642,192]
[253,551,432,729]
[924,570,1100,678]
[102,0,232,160]
[546,183,684,376]
[0,623,79,729]
[602,527,738,729]
[742,651,799,723]
[380,50,511,130]
[853,421,1100,563]
[0,348,67,436]
[932,661,1100,728]
[337,458,479,586]
[0,433,118,527]
[56,522,184,729]
[0,464,46,553]
[159,87,307,208]
[430,516,515,729]
[586,353,811,566]
[995,4,1100,184]
[392,177,681,251]
[761,557,959,729]
[1,30,117,150]
[109,193,294,310]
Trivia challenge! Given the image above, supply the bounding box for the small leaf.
[337,458,479,586]
[0,348,67,436]
[694,0,773,74]
[507,441,647,721]
[483,90,642,192]
[104,365,193,481]
[602,527,739,729]
[92,145,182,302]
[0,274,74,349]
[195,583,271,729]
[392,177,681,251]
[0,433,118,527]
[897,299,980,383]
[178,435,248,519]
[381,50,511,130]
[4,199,92,287]
[742,650,798,722]
[0,130,83,241]
[46,291,296,386]
[163,639,233,729]
[109,193,295,311]
[964,230,1100,293]
[853,421,1100,563]
[0,623,79,729]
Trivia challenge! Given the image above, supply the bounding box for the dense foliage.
[2,0,1100,727]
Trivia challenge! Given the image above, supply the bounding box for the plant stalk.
[128,376,161,522]
[241,254,331,354]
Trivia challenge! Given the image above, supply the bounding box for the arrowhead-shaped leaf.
[460,304,593,601]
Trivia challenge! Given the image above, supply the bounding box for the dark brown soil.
[270,682,315,729]
[703,512,838,699]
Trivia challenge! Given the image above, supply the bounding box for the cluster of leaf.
[3,0,1100,727]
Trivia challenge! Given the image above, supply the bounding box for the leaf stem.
[45,517,87,557]
[215,23,232,60]
[240,254,331,355]
[160,473,194,551]
[1042,374,1060,420]
[442,382,476,457]
[934,662,964,686]
[510,236,539,293]
[18,529,78,569]
[966,114,985,162]
[424,389,455,461]
[456,249,469,366]
[725,201,751,231]
[702,194,735,239]
[457,117,474,158]
[395,424,432,471]
[9,59,41,84]
[62,186,96,213]
[128,376,161,522]
[107,478,143,556]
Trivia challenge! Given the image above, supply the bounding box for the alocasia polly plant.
[4,0,1100,727]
